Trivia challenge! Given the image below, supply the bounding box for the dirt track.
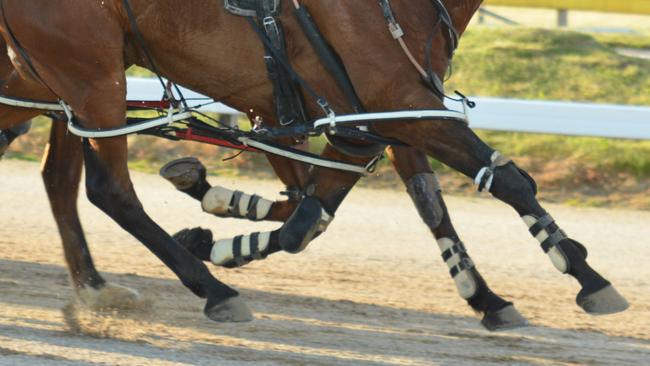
[1,160,649,366]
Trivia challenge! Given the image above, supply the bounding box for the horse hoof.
[577,284,629,315]
[77,283,145,312]
[481,305,529,331]
[204,296,254,323]
[159,157,205,190]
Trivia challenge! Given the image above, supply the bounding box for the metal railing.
[127,77,650,140]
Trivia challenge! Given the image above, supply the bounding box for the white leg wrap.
[210,231,272,266]
[202,186,273,220]
[437,237,477,299]
[522,215,569,273]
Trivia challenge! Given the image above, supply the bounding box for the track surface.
[1,160,648,366]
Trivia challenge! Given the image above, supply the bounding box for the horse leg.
[0,119,31,157]
[183,144,365,267]
[380,119,628,315]
[388,146,527,330]
[2,10,251,322]
[42,120,143,310]
[159,155,300,223]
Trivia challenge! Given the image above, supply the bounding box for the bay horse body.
[0,0,628,326]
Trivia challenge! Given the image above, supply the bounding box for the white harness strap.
[0,95,63,111]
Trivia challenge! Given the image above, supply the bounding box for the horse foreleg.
[381,120,629,316]
[42,121,144,310]
[388,146,527,330]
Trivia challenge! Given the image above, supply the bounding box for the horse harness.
[0,0,472,175]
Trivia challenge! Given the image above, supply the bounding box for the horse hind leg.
[381,120,628,316]
[42,121,143,311]
[159,156,302,222]
[388,146,527,331]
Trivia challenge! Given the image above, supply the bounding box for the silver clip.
[59,101,74,122]
[388,22,404,39]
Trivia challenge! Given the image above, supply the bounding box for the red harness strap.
[174,127,261,153]
[126,100,172,110]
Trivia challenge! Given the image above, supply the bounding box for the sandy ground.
[0,159,648,366]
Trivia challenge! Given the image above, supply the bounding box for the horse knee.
[406,172,444,230]
[279,196,332,253]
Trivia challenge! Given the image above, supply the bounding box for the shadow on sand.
[1,259,648,366]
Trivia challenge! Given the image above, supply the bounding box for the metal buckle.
[262,16,280,38]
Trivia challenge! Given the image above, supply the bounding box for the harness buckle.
[59,101,74,122]
[316,98,337,128]
[262,16,280,40]
[388,22,404,39]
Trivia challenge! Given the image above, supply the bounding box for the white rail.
[127,77,650,140]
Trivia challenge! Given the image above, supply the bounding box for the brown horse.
[0,0,627,325]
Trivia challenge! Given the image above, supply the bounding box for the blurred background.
[5,0,650,209]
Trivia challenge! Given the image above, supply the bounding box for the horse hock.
[279,195,333,253]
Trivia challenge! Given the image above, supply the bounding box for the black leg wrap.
[406,173,444,230]
[279,196,332,254]
[516,165,538,196]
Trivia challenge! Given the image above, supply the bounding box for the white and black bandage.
[437,237,477,299]
[202,186,273,221]
[210,231,272,267]
[474,151,511,193]
[522,214,569,273]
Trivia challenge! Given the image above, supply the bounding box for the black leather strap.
[246,194,262,220]
[541,229,567,253]
[450,257,474,278]
[441,241,466,262]
[229,190,244,217]
[528,214,555,237]
[232,235,245,267]
[250,232,264,260]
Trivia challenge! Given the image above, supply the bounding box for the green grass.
[447,27,650,105]
[592,33,650,50]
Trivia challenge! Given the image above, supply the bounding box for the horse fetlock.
[437,237,478,299]
[279,196,333,254]
[522,214,571,273]
[202,186,273,221]
[211,231,274,267]
[406,172,444,230]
